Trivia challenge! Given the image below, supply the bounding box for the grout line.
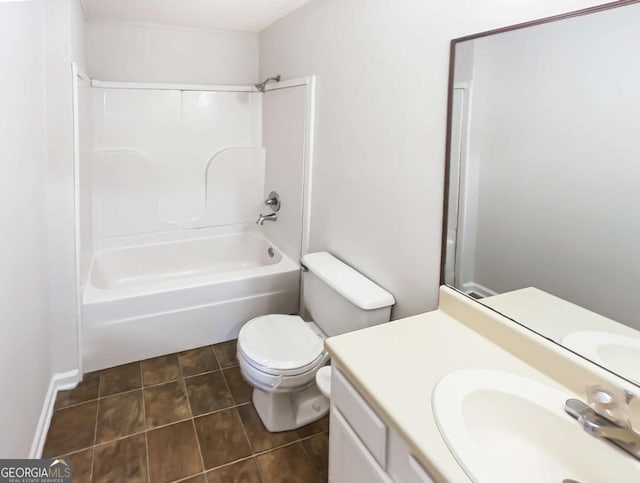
[140,362,151,483]
[253,455,267,483]
[191,407,206,475]
[298,438,323,483]
[296,430,329,443]
[216,351,240,408]
[93,430,146,449]
[206,454,253,471]
[182,368,223,381]
[192,402,251,420]
[213,341,240,372]
[54,396,100,412]
[252,439,303,458]
[89,374,100,482]
[233,400,255,461]
[89,446,96,482]
[178,354,206,477]
[169,472,207,483]
[211,344,221,368]
[92,390,100,449]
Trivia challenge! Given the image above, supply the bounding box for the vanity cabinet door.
[329,406,393,483]
[387,428,435,483]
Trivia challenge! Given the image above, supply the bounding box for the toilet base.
[252,384,330,432]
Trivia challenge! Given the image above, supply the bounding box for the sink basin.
[433,369,640,482]
[561,331,640,385]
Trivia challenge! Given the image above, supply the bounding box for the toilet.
[237,251,395,432]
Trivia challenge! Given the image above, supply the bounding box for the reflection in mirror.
[444,2,640,385]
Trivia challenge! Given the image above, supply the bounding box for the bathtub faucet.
[256,213,277,225]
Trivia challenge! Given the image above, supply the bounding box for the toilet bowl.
[236,252,395,432]
[238,315,330,432]
[315,366,332,398]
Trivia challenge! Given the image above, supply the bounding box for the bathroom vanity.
[329,366,433,483]
[326,2,640,480]
[325,287,640,482]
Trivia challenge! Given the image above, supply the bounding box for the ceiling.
[80,0,312,32]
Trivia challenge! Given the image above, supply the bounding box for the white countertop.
[482,287,640,342]
[325,292,578,482]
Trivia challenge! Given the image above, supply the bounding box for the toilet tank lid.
[301,252,395,310]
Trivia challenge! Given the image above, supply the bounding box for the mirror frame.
[439,0,640,385]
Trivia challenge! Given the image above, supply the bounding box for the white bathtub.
[82,225,300,372]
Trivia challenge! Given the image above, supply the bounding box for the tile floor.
[43,340,329,483]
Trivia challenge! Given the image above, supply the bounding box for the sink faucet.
[256,213,277,225]
[565,397,640,460]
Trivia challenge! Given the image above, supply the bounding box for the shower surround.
[79,78,313,372]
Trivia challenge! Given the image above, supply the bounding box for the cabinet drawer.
[332,368,387,468]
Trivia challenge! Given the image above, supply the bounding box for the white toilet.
[237,251,395,432]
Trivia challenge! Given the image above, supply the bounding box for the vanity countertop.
[482,287,640,341]
[325,288,580,482]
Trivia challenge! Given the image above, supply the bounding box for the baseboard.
[29,369,81,459]
[461,281,498,299]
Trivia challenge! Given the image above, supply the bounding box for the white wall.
[468,4,640,329]
[259,0,607,319]
[87,22,259,84]
[45,0,87,377]
[0,0,52,457]
[70,0,87,70]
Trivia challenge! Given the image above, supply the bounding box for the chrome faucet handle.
[586,385,630,427]
[264,191,280,212]
[566,398,640,460]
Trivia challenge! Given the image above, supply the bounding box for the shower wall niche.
[91,86,264,240]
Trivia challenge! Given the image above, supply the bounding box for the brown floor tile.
[142,354,181,386]
[43,401,98,457]
[179,347,219,376]
[256,443,319,483]
[296,414,329,439]
[147,421,203,483]
[194,408,251,469]
[185,371,234,416]
[223,367,252,405]
[93,433,147,483]
[302,433,329,482]
[100,362,142,397]
[96,390,145,444]
[62,448,93,483]
[206,458,261,483]
[55,373,100,409]
[238,403,297,453]
[144,381,191,428]
[213,340,238,368]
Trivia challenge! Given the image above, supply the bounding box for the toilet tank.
[301,252,395,337]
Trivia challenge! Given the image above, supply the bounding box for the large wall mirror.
[442,0,640,386]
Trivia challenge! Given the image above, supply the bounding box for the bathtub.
[82,225,300,372]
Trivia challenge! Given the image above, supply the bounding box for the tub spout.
[256,213,277,225]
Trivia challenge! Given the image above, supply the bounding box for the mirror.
[443,1,640,386]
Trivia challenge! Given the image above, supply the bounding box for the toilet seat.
[238,314,325,377]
